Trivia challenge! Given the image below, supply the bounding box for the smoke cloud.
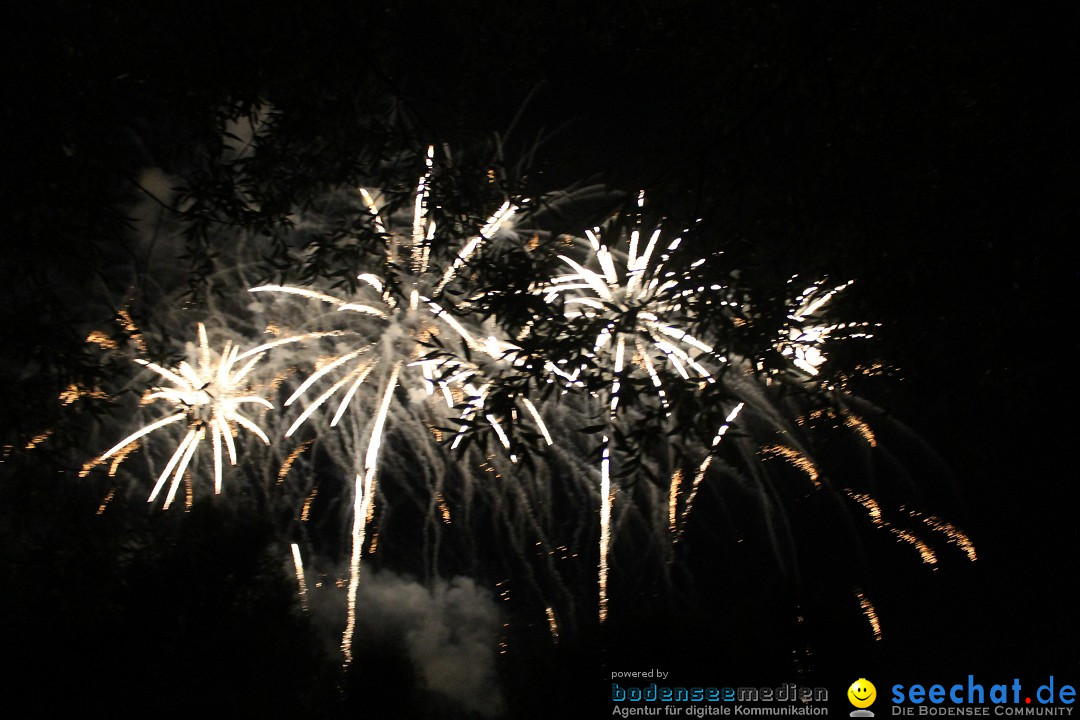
[307,568,505,717]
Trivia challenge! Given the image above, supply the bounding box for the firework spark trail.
[667,469,682,533]
[291,543,310,612]
[598,437,613,622]
[676,402,745,539]
[847,491,975,566]
[917,513,977,561]
[842,411,878,447]
[300,485,318,522]
[277,439,313,483]
[855,588,883,641]
[760,444,821,488]
[545,606,560,644]
[342,362,399,666]
[96,486,118,515]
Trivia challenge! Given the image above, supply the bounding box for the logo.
[849,678,878,717]
[890,676,1076,715]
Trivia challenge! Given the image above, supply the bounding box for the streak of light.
[678,403,745,536]
[342,363,400,667]
[668,468,683,533]
[545,607,560,644]
[436,492,452,524]
[760,444,820,488]
[278,440,313,484]
[291,543,310,612]
[96,486,117,515]
[301,485,318,522]
[24,430,53,450]
[842,412,878,447]
[855,588,883,641]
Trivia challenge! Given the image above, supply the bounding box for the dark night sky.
[1,2,1076,716]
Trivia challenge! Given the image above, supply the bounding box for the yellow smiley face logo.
[848,679,877,708]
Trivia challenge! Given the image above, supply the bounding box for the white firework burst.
[539,191,743,622]
[80,323,277,509]
[779,278,876,377]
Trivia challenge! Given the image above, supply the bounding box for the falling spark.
[842,412,878,447]
[277,440,313,484]
[59,383,108,406]
[24,429,53,450]
[760,444,820,488]
[598,456,613,623]
[849,492,883,526]
[545,606,560,644]
[435,492,452,524]
[86,330,118,350]
[916,513,977,562]
[668,468,683,533]
[855,588,883,641]
[117,308,147,353]
[183,470,193,511]
[291,543,310,612]
[300,485,318,522]
[848,491,945,566]
[96,486,117,515]
[892,528,938,566]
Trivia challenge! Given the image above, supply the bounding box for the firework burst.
[779,278,874,377]
[251,147,544,664]
[538,192,744,622]
[80,323,277,508]
[63,144,977,675]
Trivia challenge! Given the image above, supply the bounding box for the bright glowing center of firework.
[185,388,216,424]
